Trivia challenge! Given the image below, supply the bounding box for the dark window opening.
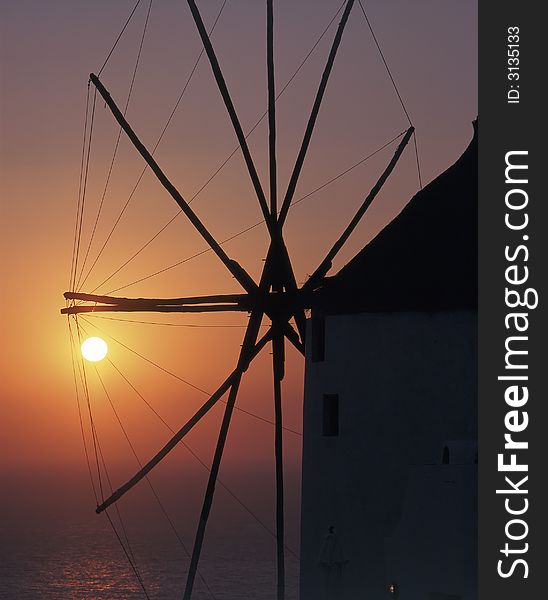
[323,394,339,436]
[311,316,325,362]
[442,446,450,464]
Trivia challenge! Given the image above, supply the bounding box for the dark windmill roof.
[314,122,477,314]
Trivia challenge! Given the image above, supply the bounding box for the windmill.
[61,1,415,598]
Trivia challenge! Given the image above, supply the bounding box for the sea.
[0,468,301,600]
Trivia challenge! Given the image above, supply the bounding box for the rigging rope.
[68,318,99,504]
[78,0,229,294]
[74,316,104,499]
[98,0,144,77]
[103,129,405,295]
[97,451,146,596]
[77,0,155,292]
[357,0,411,126]
[104,509,151,599]
[84,0,347,296]
[71,318,151,598]
[96,441,150,598]
[69,84,91,293]
[357,0,423,189]
[71,87,97,292]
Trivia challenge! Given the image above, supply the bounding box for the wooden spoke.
[267,0,277,219]
[89,73,257,294]
[62,291,250,315]
[64,292,248,305]
[278,0,355,227]
[183,310,264,600]
[277,239,308,344]
[272,324,286,600]
[185,0,273,230]
[63,304,245,314]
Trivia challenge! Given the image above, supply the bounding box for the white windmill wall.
[299,310,477,600]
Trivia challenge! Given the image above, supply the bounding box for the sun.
[81,337,108,362]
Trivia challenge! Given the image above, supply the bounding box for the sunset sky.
[1,0,477,559]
